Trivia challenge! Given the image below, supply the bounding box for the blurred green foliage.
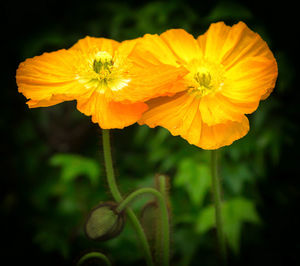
[3,0,299,266]
[49,153,101,186]
[196,197,261,254]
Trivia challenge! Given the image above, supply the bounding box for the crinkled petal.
[197,21,277,105]
[77,92,148,129]
[161,29,201,63]
[199,92,245,125]
[138,92,202,145]
[139,92,249,149]
[197,116,249,150]
[70,36,120,56]
[109,64,187,103]
[221,22,276,69]
[27,95,71,108]
[16,49,89,107]
[130,33,180,66]
[197,22,231,62]
[223,56,277,103]
[197,22,276,68]
[105,35,188,103]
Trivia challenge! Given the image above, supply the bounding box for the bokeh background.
[2,0,299,265]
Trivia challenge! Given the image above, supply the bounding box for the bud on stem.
[85,202,125,241]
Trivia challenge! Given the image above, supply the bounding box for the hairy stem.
[116,187,170,266]
[77,252,111,266]
[102,129,154,266]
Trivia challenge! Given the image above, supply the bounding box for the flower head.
[16,36,185,129]
[137,22,278,149]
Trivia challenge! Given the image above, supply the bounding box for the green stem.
[156,175,168,265]
[102,129,154,266]
[210,150,227,265]
[77,252,111,266]
[102,129,122,202]
[157,175,168,202]
[116,187,170,266]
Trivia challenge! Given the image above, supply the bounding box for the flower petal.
[221,22,276,69]
[160,29,201,63]
[197,21,231,62]
[222,56,277,103]
[197,116,249,150]
[199,92,245,125]
[138,92,202,145]
[139,92,249,149]
[198,21,276,70]
[105,35,188,103]
[109,64,187,103]
[114,38,139,62]
[16,49,89,107]
[77,92,148,129]
[26,95,71,108]
[197,21,277,112]
[70,36,120,56]
[129,34,179,66]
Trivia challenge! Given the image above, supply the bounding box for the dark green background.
[2,0,299,265]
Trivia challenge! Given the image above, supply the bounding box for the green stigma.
[92,51,114,76]
[194,72,213,90]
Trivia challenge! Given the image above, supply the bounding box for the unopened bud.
[85,202,125,241]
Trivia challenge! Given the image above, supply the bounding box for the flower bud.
[140,201,158,245]
[85,202,125,241]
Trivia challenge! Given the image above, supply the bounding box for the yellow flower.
[16,37,185,129]
[137,22,278,149]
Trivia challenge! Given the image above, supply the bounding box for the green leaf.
[174,158,211,206]
[195,197,261,254]
[224,197,261,253]
[195,205,215,234]
[49,153,101,186]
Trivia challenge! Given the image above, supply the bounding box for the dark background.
[2,0,299,265]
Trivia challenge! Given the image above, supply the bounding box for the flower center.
[76,50,131,95]
[186,59,225,97]
[93,51,114,80]
[88,51,121,94]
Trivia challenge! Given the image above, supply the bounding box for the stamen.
[194,72,213,90]
[93,51,114,78]
[77,50,130,94]
[186,59,225,97]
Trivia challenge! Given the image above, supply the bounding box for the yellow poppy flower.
[137,22,278,149]
[16,36,186,129]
